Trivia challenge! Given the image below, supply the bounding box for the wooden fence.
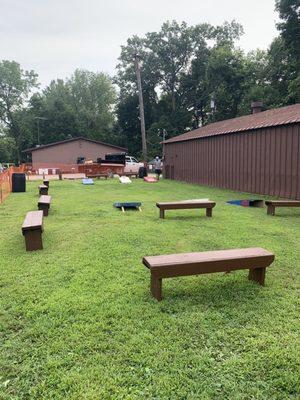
[0,165,25,205]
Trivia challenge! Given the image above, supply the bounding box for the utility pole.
[134,54,147,161]
[34,117,47,145]
[158,128,167,142]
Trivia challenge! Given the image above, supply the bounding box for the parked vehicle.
[100,153,126,165]
[95,153,144,174]
[124,156,144,174]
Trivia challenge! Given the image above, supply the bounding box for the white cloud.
[0,0,278,86]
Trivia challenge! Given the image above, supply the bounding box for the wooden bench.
[265,200,300,216]
[22,210,44,251]
[38,195,51,216]
[156,200,216,219]
[124,172,138,178]
[38,185,48,195]
[86,174,108,179]
[143,247,275,301]
[43,180,49,187]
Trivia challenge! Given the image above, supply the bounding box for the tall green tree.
[276,0,300,63]
[115,20,244,157]
[0,136,15,162]
[275,0,300,103]
[25,70,117,150]
[0,60,39,161]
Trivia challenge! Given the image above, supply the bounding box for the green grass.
[0,178,299,400]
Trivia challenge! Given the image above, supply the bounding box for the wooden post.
[159,208,165,219]
[248,267,266,286]
[38,203,50,217]
[24,229,43,251]
[151,274,162,301]
[134,54,147,161]
[206,207,212,217]
[267,205,275,216]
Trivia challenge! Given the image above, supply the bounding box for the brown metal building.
[24,137,127,169]
[163,103,300,199]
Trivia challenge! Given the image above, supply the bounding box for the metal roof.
[163,103,300,144]
[23,136,127,153]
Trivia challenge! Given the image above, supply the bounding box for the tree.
[68,70,116,140]
[276,0,300,64]
[0,136,15,162]
[274,0,300,104]
[24,70,117,149]
[0,60,39,161]
[116,20,244,155]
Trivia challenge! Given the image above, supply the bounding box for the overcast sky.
[1,0,278,87]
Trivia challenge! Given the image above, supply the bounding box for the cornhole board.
[114,202,142,212]
[144,177,158,183]
[227,199,264,207]
[119,176,132,184]
[82,178,94,185]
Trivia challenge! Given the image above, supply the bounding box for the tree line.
[0,0,299,162]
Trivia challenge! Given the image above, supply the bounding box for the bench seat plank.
[143,247,275,300]
[22,210,44,232]
[157,200,215,208]
[86,174,108,179]
[156,200,216,218]
[265,200,300,215]
[38,195,51,204]
[38,185,48,195]
[22,211,44,251]
[38,195,52,216]
[265,200,300,207]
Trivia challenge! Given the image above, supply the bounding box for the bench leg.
[206,207,212,217]
[38,204,49,216]
[39,188,48,196]
[267,205,275,216]
[151,275,162,301]
[159,209,165,219]
[248,267,266,286]
[24,229,43,251]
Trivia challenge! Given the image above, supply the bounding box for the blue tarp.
[82,178,94,185]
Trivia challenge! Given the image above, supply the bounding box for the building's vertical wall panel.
[164,124,300,199]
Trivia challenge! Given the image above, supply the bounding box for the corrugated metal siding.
[164,124,300,200]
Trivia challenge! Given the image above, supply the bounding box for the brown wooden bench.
[38,185,48,195]
[143,247,275,301]
[43,180,49,187]
[22,210,44,251]
[156,200,216,219]
[265,200,300,216]
[124,172,138,178]
[38,195,52,216]
[86,174,108,179]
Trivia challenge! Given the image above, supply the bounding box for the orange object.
[0,164,25,205]
[144,177,158,183]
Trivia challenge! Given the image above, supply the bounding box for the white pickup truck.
[124,156,144,174]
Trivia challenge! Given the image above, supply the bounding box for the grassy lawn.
[0,178,299,399]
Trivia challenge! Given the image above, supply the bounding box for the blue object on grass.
[82,178,94,185]
[227,199,263,207]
